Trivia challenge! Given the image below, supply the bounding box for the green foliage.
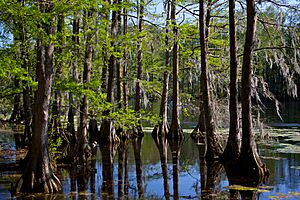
[48,132,64,162]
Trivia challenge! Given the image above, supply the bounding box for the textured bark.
[89,118,98,143]
[199,0,223,160]
[239,0,267,182]
[9,78,21,123]
[16,3,61,192]
[77,11,93,164]
[192,0,214,140]
[169,0,183,139]
[221,0,241,161]
[99,0,120,144]
[51,14,64,137]
[67,13,80,143]
[101,0,110,92]
[12,2,32,146]
[134,0,145,135]
[152,0,170,138]
[123,2,129,109]
[116,0,122,110]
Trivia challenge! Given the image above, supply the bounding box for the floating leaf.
[290,166,300,170]
[224,185,270,193]
[288,192,300,196]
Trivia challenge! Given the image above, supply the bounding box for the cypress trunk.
[221,0,241,161]
[16,2,61,192]
[169,0,183,139]
[199,0,223,160]
[152,0,170,138]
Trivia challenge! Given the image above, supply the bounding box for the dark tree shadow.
[132,136,144,199]
[196,143,225,199]
[168,137,184,200]
[117,137,130,200]
[224,162,263,200]
[152,133,170,200]
[100,142,118,200]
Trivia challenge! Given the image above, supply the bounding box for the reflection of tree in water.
[68,146,97,200]
[132,136,144,199]
[196,144,225,199]
[100,143,118,199]
[225,162,260,200]
[168,138,183,200]
[117,139,129,200]
[152,134,170,200]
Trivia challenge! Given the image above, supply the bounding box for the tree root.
[16,171,61,193]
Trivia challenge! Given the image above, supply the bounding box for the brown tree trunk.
[192,0,214,141]
[12,2,32,146]
[51,14,64,137]
[221,0,241,161]
[169,0,183,139]
[152,0,170,138]
[101,0,110,92]
[240,0,267,182]
[199,0,223,160]
[134,0,144,135]
[9,78,21,123]
[67,13,80,143]
[99,0,120,144]
[116,0,122,110]
[77,11,94,164]
[16,2,61,193]
[123,1,129,109]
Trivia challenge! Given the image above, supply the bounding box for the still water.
[0,127,300,199]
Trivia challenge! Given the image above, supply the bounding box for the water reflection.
[152,134,170,199]
[1,131,300,199]
[168,138,183,200]
[100,143,117,199]
[132,136,144,199]
[117,139,129,200]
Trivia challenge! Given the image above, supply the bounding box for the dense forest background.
[0,0,299,194]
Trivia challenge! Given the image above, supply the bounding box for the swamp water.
[0,127,300,200]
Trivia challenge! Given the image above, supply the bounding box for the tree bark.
[9,78,21,123]
[16,2,61,192]
[134,0,145,135]
[221,0,241,161]
[77,11,94,164]
[67,12,80,143]
[99,0,120,144]
[199,0,223,160]
[51,14,64,137]
[240,0,267,182]
[152,0,170,138]
[101,0,110,92]
[123,1,129,109]
[169,0,183,139]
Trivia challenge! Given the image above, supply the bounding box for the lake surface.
[0,127,300,199]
